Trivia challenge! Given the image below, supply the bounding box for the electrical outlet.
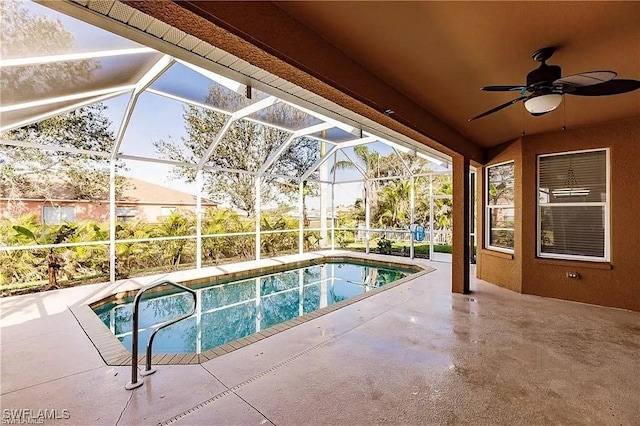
[567,272,580,279]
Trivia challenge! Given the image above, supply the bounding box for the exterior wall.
[477,139,523,293]
[0,201,213,224]
[521,118,639,312]
[478,118,639,312]
[0,200,109,223]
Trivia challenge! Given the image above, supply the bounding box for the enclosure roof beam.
[256,134,297,178]
[332,150,337,185]
[0,138,111,158]
[256,122,333,177]
[133,55,175,96]
[261,172,304,181]
[303,134,339,146]
[0,90,129,134]
[231,96,278,120]
[392,147,412,174]
[198,96,279,170]
[145,88,232,116]
[177,59,245,95]
[117,154,197,168]
[301,145,337,181]
[368,174,412,181]
[113,153,259,177]
[416,151,447,167]
[0,85,136,113]
[335,135,377,149]
[281,100,451,166]
[0,47,155,68]
[202,165,257,176]
[293,122,334,137]
[339,149,367,179]
[110,55,175,159]
[248,120,333,137]
[195,118,234,170]
[280,100,358,134]
[242,117,294,134]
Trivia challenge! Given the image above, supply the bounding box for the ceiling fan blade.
[481,85,527,92]
[468,96,528,121]
[568,79,640,96]
[555,71,617,87]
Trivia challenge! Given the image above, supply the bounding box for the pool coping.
[71,251,434,366]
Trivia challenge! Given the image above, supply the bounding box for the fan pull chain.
[562,97,567,131]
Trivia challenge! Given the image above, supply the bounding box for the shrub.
[377,236,392,254]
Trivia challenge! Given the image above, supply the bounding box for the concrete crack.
[115,388,134,426]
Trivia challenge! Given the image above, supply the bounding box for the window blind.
[538,150,607,260]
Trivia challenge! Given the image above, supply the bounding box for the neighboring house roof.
[0,176,216,206]
[118,178,216,206]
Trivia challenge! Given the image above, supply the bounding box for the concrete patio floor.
[1,254,639,425]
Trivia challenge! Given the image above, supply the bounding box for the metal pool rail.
[126,280,197,390]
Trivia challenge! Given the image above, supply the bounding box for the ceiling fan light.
[524,94,563,114]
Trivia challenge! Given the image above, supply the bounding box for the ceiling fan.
[469,46,640,121]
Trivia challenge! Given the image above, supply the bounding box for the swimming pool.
[93,261,415,355]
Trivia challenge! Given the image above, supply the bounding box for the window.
[160,207,177,216]
[486,161,515,252]
[43,206,75,225]
[115,206,137,222]
[538,149,608,261]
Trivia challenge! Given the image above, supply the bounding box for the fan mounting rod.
[532,46,556,63]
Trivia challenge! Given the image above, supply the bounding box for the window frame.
[115,206,137,222]
[160,206,177,216]
[536,148,610,262]
[485,160,515,254]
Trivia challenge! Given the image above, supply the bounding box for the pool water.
[94,261,413,354]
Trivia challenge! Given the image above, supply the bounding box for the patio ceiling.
[176,1,640,150]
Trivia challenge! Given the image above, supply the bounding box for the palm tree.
[331,146,384,220]
[157,210,195,267]
[433,180,453,231]
[377,179,411,228]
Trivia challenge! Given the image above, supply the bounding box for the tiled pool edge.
[72,254,434,366]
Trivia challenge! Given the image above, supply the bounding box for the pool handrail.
[125,279,197,390]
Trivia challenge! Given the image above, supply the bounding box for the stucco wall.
[0,200,109,223]
[0,201,208,224]
[478,118,639,311]
[477,139,523,293]
[521,118,639,312]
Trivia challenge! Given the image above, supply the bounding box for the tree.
[201,208,252,263]
[433,178,453,231]
[0,1,99,108]
[12,223,77,290]
[487,163,514,205]
[332,146,431,227]
[155,85,320,216]
[1,104,129,217]
[377,179,411,228]
[0,2,126,216]
[332,145,384,222]
[156,210,195,267]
